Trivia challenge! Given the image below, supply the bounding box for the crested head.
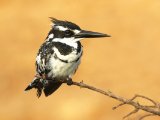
[46,17,110,43]
[46,18,82,43]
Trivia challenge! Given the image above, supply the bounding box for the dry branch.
[65,80,160,119]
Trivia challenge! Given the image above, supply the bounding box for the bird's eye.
[65,30,74,36]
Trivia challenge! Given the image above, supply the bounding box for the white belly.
[47,46,82,78]
[49,56,81,78]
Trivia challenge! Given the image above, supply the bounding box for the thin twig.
[123,108,139,119]
[139,114,156,120]
[131,94,158,106]
[113,102,126,110]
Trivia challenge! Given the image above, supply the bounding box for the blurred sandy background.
[0,0,160,120]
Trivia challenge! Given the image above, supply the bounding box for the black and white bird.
[25,18,110,97]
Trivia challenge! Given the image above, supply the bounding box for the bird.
[25,18,110,97]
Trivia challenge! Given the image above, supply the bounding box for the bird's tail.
[25,77,62,97]
[43,79,62,97]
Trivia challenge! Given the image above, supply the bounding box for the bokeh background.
[1,0,160,120]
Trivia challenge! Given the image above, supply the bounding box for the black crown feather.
[49,17,81,30]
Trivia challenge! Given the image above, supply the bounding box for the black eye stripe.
[64,30,74,36]
[48,27,76,38]
[65,30,71,33]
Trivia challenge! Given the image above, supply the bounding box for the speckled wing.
[35,41,54,76]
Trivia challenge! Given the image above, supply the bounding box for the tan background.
[0,0,160,120]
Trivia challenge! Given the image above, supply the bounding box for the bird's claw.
[66,78,73,86]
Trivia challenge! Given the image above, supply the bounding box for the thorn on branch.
[80,80,83,83]
[79,80,84,88]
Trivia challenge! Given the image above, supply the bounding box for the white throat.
[52,37,81,48]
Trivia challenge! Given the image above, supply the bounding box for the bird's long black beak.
[75,30,111,38]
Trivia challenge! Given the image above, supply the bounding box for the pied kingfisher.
[25,18,110,97]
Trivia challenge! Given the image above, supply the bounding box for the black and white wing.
[25,40,62,97]
[35,41,54,76]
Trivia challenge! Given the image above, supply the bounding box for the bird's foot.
[66,78,73,86]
